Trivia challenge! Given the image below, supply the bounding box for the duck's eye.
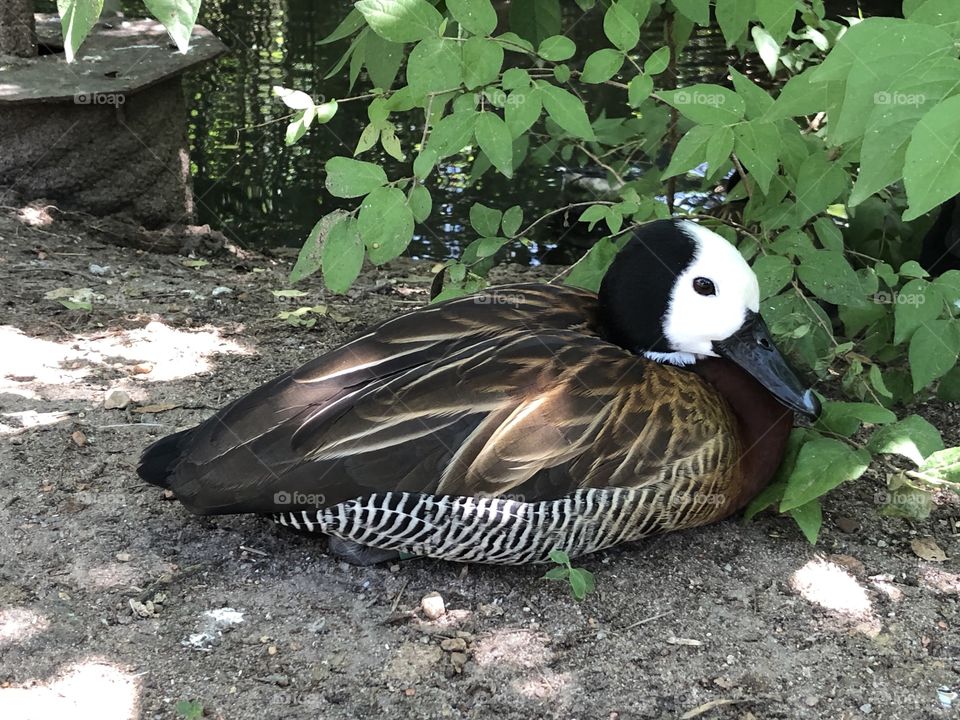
[693,277,716,296]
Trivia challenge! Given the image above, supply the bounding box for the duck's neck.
[689,357,794,511]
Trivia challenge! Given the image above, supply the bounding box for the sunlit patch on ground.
[0,321,249,402]
[472,628,574,703]
[0,607,49,646]
[0,660,140,720]
[0,409,72,435]
[790,557,881,635]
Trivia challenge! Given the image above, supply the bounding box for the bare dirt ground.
[1,209,959,720]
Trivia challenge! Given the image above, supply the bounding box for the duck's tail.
[137,428,193,488]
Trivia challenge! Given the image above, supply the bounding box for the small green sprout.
[175,699,204,720]
[544,549,596,601]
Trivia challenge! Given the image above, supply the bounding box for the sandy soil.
[1,209,959,720]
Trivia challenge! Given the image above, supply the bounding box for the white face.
[648,221,760,365]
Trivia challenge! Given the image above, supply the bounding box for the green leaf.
[671,0,709,25]
[779,438,871,512]
[813,18,954,147]
[729,68,774,119]
[567,568,596,600]
[469,202,503,236]
[704,126,733,179]
[502,67,532,90]
[916,447,960,483]
[909,319,960,391]
[937,366,960,401]
[788,500,823,544]
[285,109,313,146]
[505,87,542,138]
[848,57,960,207]
[628,74,653,107]
[322,218,365,294]
[58,0,105,62]
[815,401,897,437]
[537,35,576,61]
[660,84,745,125]
[408,37,463,95]
[903,95,960,221]
[752,25,780,76]
[447,0,497,35]
[289,210,350,284]
[644,47,670,75]
[273,85,314,110]
[789,153,849,227]
[427,110,478,159]
[715,0,752,46]
[796,250,868,307]
[509,0,561,46]
[661,125,712,179]
[462,36,504,90]
[355,0,443,42]
[752,255,794,300]
[144,0,200,52]
[475,236,510,258]
[878,481,932,520]
[379,125,405,161]
[475,112,514,177]
[604,1,640,51]
[581,48,625,84]
[538,83,596,140]
[744,428,810,521]
[813,218,843,252]
[757,0,795,44]
[565,237,620,291]
[502,206,524,236]
[365,33,405,89]
[732,121,780,194]
[408,185,432,222]
[320,9,366,45]
[324,157,388,198]
[867,415,944,466]
[894,279,942,344]
[548,549,570,565]
[543,566,569,580]
[910,0,960,39]
[358,187,415,264]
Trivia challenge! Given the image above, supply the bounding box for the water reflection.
[174,1,898,264]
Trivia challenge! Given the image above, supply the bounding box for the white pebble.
[420,592,445,619]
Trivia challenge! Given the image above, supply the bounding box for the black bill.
[713,311,821,419]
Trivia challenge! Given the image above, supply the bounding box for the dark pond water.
[109,1,901,264]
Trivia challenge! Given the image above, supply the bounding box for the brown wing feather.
[152,283,740,522]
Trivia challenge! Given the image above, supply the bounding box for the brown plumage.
[139,220,816,564]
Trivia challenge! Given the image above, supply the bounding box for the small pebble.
[440,637,467,652]
[212,286,233,297]
[267,645,278,655]
[131,362,153,375]
[860,702,872,714]
[103,389,131,410]
[836,516,860,533]
[115,551,131,562]
[421,592,445,620]
[804,695,819,707]
[89,263,110,275]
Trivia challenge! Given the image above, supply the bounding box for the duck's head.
[598,219,821,419]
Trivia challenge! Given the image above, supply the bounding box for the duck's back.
[140,283,752,563]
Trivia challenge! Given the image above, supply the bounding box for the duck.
[138,219,820,566]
